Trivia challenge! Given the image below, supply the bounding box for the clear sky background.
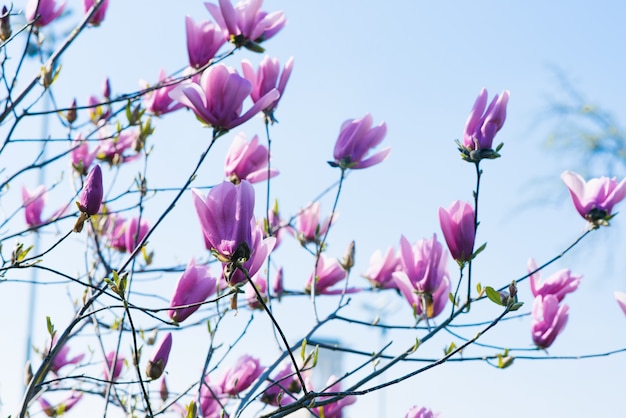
[2,1,626,417]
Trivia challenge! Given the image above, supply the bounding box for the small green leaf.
[410,338,420,353]
[485,286,503,306]
[495,142,504,152]
[509,301,524,311]
[471,242,487,260]
[46,316,55,336]
[185,400,197,418]
[300,339,307,362]
[444,341,457,355]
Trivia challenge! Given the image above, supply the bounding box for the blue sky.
[2,1,626,417]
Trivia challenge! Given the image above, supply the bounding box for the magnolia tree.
[2,1,626,417]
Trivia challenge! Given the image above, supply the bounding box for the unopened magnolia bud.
[160,376,169,402]
[145,333,172,380]
[1,6,11,42]
[66,98,77,124]
[102,77,111,99]
[340,240,355,271]
[78,165,103,216]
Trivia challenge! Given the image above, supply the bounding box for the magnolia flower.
[95,127,141,165]
[561,170,626,227]
[192,180,255,263]
[219,354,265,395]
[78,165,103,216]
[200,379,226,418]
[331,113,390,170]
[225,132,278,184]
[363,247,400,289]
[528,258,581,302]
[261,361,302,406]
[398,234,448,295]
[392,234,450,318]
[83,0,109,26]
[463,88,509,153]
[38,393,82,417]
[168,259,217,322]
[293,202,333,245]
[313,376,356,418]
[169,64,279,133]
[531,295,569,349]
[146,333,172,380]
[48,338,85,375]
[241,56,294,122]
[245,273,267,309]
[104,351,125,381]
[186,16,225,69]
[405,406,439,418]
[22,185,47,228]
[305,255,358,295]
[205,0,286,51]
[124,217,150,253]
[25,0,65,27]
[438,200,476,264]
[141,69,185,116]
[71,134,97,174]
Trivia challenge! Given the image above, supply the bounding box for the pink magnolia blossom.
[531,295,569,349]
[48,338,85,375]
[38,393,82,417]
[25,0,65,27]
[168,259,217,322]
[463,87,509,152]
[305,255,357,295]
[398,234,449,295]
[614,291,626,316]
[141,69,185,116]
[169,64,279,133]
[71,134,97,174]
[313,376,356,418]
[332,113,390,170]
[561,170,626,226]
[406,405,439,418]
[78,164,103,216]
[146,332,172,380]
[363,247,400,289]
[528,258,581,302]
[186,16,226,69]
[192,180,255,263]
[392,234,450,318]
[87,95,110,124]
[124,217,150,253]
[225,132,278,184]
[200,379,227,418]
[22,185,47,228]
[241,55,294,122]
[104,351,125,381]
[219,354,265,395]
[293,202,333,245]
[83,0,108,26]
[272,267,283,299]
[261,360,302,406]
[95,127,141,165]
[205,0,286,50]
[438,200,476,264]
